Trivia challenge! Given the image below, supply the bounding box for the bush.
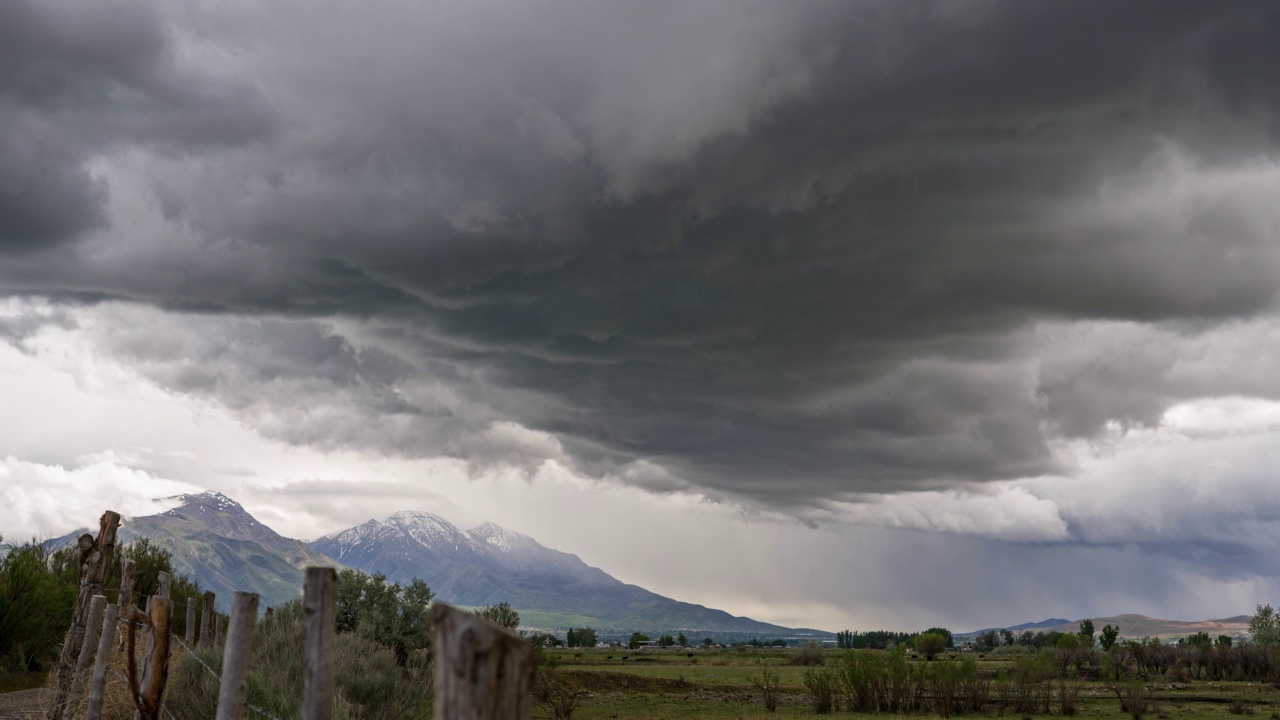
[790,641,825,666]
[803,667,837,714]
[750,662,780,712]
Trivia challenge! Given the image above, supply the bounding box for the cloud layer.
[4,0,1280,583]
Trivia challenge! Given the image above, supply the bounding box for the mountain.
[311,511,818,635]
[959,618,1071,636]
[961,614,1251,640]
[53,492,338,611]
[1041,614,1251,639]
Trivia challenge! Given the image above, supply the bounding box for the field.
[533,646,1280,720]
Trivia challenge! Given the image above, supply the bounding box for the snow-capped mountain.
[309,511,797,633]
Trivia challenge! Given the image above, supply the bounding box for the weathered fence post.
[63,594,107,719]
[87,603,120,720]
[215,614,225,647]
[157,571,171,599]
[200,591,215,647]
[214,592,260,720]
[48,511,121,720]
[431,603,534,720]
[119,559,136,613]
[303,567,337,720]
[127,598,171,720]
[186,598,197,644]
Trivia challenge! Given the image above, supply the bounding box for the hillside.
[1043,614,1251,639]
[53,493,338,611]
[311,511,823,635]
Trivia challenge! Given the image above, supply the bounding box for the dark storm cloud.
[5,1,1280,509]
[0,0,275,253]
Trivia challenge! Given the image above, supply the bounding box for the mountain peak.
[169,491,244,513]
[468,522,536,552]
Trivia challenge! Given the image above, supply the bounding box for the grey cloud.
[4,2,1280,517]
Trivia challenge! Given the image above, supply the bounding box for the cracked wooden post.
[215,614,225,647]
[64,594,107,719]
[186,598,197,644]
[48,510,121,720]
[119,559,136,614]
[215,592,260,720]
[303,567,337,720]
[157,571,171,599]
[127,598,171,720]
[432,602,534,720]
[86,603,119,720]
[200,591,215,647]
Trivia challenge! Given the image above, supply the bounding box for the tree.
[1217,634,1233,650]
[678,632,687,648]
[923,627,954,649]
[658,634,675,648]
[835,630,854,649]
[975,630,999,651]
[913,632,947,660]
[628,633,649,649]
[1079,619,1095,646]
[573,627,598,648]
[702,637,714,648]
[566,628,577,647]
[475,602,520,630]
[335,568,435,665]
[999,628,1015,647]
[1184,631,1212,651]
[1250,604,1280,646]
[1100,623,1120,651]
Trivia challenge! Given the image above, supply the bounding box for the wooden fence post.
[215,614,225,647]
[200,591,215,647]
[86,603,119,720]
[119,559,136,614]
[48,511,121,720]
[63,594,107,719]
[186,598,197,644]
[431,603,534,720]
[157,571,171,599]
[127,598,171,720]
[214,592,260,720]
[303,567,337,720]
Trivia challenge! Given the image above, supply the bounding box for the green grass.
[535,647,1280,720]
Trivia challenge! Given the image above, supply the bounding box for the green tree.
[913,632,947,660]
[835,630,853,649]
[1184,631,1212,651]
[335,568,435,665]
[0,542,76,672]
[1217,634,1233,649]
[628,633,649,649]
[566,628,577,647]
[923,626,954,649]
[1250,604,1280,646]
[1100,623,1120,651]
[677,632,687,648]
[574,627,598,648]
[1079,618,1095,646]
[658,634,675,648]
[475,602,520,630]
[702,637,714,648]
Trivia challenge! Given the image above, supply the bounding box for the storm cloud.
[5,1,1280,553]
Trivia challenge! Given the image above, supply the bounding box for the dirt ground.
[0,689,47,720]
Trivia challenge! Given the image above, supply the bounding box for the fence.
[46,511,535,720]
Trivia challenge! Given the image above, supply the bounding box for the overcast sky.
[5,0,1280,632]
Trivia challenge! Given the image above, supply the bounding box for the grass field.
[534,647,1280,719]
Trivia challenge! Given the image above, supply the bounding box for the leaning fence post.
[200,591,215,647]
[157,571,171,599]
[215,614,225,647]
[214,592,260,720]
[119,559,136,614]
[303,567,337,720]
[127,597,171,720]
[186,598,197,644]
[49,511,121,720]
[431,603,534,720]
[86,603,119,720]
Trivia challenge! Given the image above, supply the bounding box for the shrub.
[750,662,780,712]
[803,667,837,714]
[790,641,825,666]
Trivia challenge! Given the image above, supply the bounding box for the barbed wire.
[171,636,283,720]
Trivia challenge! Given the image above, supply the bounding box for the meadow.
[531,645,1280,720]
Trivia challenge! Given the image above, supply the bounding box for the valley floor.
[544,647,1280,720]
